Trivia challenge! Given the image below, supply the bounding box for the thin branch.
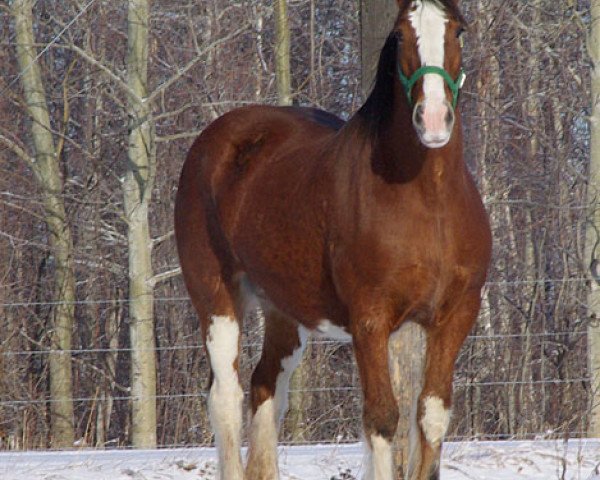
[155,131,203,143]
[59,43,139,102]
[149,267,182,287]
[0,133,34,166]
[73,258,126,276]
[151,230,175,248]
[147,26,250,103]
[0,198,45,222]
[0,229,49,250]
[154,102,206,121]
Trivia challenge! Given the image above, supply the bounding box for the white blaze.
[409,0,448,103]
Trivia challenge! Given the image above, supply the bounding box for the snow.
[0,440,599,479]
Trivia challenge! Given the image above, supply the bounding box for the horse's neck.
[367,110,465,196]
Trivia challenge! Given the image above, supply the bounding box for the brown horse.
[175,0,491,478]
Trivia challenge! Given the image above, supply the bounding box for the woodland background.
[0,0,597,453]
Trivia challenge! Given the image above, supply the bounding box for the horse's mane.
[356,33,398,138]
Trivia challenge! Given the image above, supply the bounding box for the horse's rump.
[178,105,345,324]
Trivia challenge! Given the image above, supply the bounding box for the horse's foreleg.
[246,310,308,480]
[407,293,482,480]
[353,321,398,480]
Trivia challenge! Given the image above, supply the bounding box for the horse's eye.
[395,31,404,44]
[456,27,465,39]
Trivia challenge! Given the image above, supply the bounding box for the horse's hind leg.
[246,308,308,480]
[202,288,245,480]
[407,294,482,480]
[176,146,245,478]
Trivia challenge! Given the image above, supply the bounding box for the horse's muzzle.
[412,99,455,149]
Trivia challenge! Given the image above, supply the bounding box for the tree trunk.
[360,0,397,98]
[125,0,158,448]
[11,0,75,449]
[389,324,425,476]
[97,291,122,447]
[519,1,542,435]
[274,0,292,106]
[360,1,425,475]
[254,4,265,101]
[587,0,600,438]
[309,0,316,102]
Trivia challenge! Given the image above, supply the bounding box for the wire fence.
[0,274,594,450]
[0,277,590,309]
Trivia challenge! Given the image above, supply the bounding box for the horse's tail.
[174,119,242,310]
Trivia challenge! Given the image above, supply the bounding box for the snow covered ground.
[0,440,599,479]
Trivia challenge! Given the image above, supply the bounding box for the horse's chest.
[331,205,484,317]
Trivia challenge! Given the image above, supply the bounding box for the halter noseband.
[397,65,466,109]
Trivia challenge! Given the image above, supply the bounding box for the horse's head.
[395,0,466,149]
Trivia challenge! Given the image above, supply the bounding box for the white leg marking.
[274,325,309,420]
[420,396,451,447]
[247,324,308,479]
[206,315,244,479]
[247,398,280,478]
[409,0,448,102]
[364,434,393,480]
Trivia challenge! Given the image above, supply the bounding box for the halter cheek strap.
[397,65,466,109]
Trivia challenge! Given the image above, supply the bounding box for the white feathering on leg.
[420,396,451,447]
[206,315,244,479]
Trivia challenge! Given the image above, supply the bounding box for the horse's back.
[280,106,345,131]
[184,106,340,199]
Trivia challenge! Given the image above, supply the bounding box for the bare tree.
[0,0,593,451]
[123,0,158,448]
[587,0,600,438]
[7,0,76,449]
[275,0,292,105]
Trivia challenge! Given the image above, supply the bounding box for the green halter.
[397,65,466,109]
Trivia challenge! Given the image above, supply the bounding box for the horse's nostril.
[414,104,425,127]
